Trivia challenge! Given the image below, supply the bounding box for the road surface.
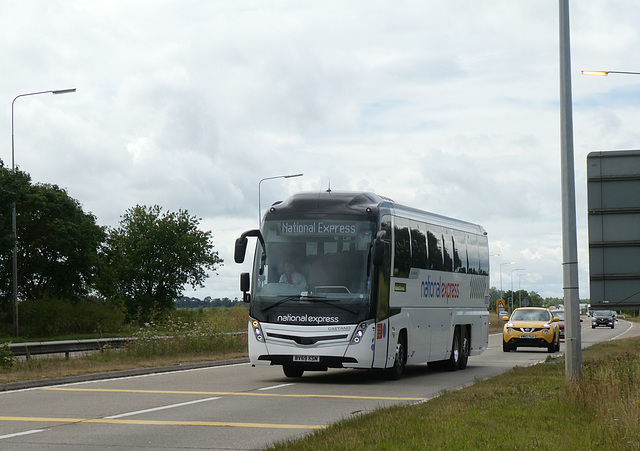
[0,317,637,450]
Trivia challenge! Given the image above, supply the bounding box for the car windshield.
[594,310,613,317]
[552,311,565,320]
[511,309,550,322]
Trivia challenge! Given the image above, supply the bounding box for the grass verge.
[0,306,249,385]
[268,336,640,450]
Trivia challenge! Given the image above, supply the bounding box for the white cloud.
[2,1,640,300]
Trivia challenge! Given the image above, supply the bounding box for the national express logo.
[421,275,460,301]
[276,314,340,324]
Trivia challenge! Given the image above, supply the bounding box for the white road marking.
[258,383,295,391]
[105,396,221,419]
[0,429,46,440]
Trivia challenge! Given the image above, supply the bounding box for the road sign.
[588,150,640,309]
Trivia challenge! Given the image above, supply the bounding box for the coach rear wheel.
[458,330,470,370]
[446,330,461,371]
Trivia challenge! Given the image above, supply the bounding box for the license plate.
[293,355,319,362]
[519,334,535,339]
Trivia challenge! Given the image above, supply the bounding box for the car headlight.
[542,329,549,335]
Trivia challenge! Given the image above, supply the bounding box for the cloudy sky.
[2,1,639,301]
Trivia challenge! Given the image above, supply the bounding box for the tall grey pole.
[10,88,76,337]
[559,0,582,382]
[258,173,303,226]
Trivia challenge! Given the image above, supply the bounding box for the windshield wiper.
[261,296,302,312]
[301,295,358,315]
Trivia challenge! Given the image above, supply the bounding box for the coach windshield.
[250,218,376,324]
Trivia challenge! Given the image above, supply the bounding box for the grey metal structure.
[588,149,640,309]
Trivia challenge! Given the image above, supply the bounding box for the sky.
[1,1,640,302]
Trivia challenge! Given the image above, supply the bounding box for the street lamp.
[11,88,76,337]
[518,273,532,308]
[559,0,581,383]
[499,261,515,301]
[582,70,640,77]
[509,268,525,311]
[258,173,303,226]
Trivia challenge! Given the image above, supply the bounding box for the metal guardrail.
[7,332,247,360]
[8,338,132,360]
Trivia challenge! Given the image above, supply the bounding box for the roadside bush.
[0,342,15,368]
[123,305,249,359]
[18,297,127,338]
[563,337,640,448]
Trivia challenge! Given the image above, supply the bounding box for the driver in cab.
[279,261,307,290]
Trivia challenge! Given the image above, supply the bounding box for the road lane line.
[105,396,221,419]
[258,383,295,391]
[0,416,323,430]
[0,429,46,440]
[42,387,422,401]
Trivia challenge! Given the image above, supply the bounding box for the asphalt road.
[0,317,637,450]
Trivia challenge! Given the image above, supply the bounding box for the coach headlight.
[251,319,264,342]
[350,321,370,344]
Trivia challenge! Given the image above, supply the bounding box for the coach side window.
[411,226,428,270]
[442,232,453,272]
[478,235,490,275]
[426,228,444,271]
[394,221,411,278]
[466,234,479,274]
[452,231,466,273]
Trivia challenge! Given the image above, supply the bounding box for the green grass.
[0,305,249,383]
[268,336,640,451]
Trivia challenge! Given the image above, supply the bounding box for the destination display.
[277,221,359,236]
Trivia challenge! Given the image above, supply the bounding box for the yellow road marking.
[42,387,422,401]
[0,416,323,430]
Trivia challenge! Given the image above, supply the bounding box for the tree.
[99,205,223,319]
[0,162,106,319]
[0,161,15,260]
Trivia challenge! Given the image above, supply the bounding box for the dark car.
[592,310,616,329]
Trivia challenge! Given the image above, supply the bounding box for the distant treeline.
[175,296,242,309]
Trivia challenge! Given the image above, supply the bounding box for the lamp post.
[499,261,515,302]
[11,88,76,337]
[518,273,532,308]
[582,70,640,77]
[258,173,303,226]
[510,268,524,311]
[560,0,581,383]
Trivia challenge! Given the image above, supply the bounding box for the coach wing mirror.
[234,237,248,264]
[235,229,267,277]
[234,229,266,264]
[371,230,386,266]
[240,272,251,303]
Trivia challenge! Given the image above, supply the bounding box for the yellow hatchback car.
[502,307,560,353]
